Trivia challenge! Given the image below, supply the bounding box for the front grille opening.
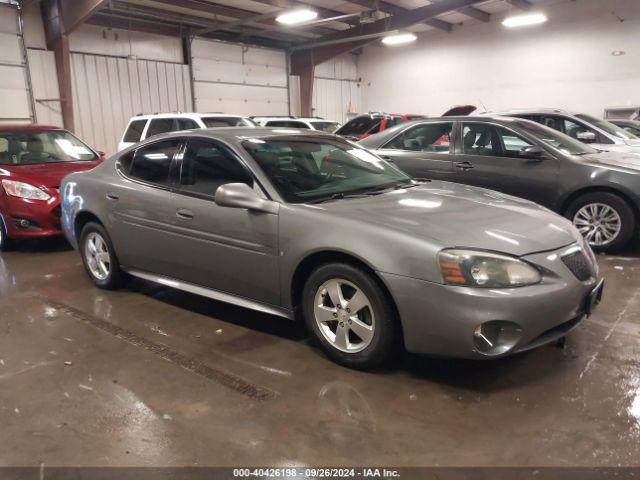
[562,250,593,281]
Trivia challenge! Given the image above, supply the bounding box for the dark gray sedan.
[360,116,640,252]
[61,128,602,369]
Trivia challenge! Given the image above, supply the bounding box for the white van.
[118,112,256,151]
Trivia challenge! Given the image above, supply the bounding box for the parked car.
[251,116,340,133]
[335,112,425,141]
[482,109,640,154]
[359,116,640,252]
[61,128,602,369]
[0,125,102,250]
[118,112,256,151]
[609,119,640,137]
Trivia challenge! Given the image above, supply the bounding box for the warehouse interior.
[1,0,640,476]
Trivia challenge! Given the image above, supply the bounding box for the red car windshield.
[0,130,97,166]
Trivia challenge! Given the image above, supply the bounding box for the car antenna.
[478,99,488,113]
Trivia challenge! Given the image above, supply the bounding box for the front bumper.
[0,194,62,239]
[380,244,601,359]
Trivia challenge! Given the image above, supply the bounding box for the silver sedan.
[60,128,603,369]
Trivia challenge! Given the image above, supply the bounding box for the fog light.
[16,218,31,229]
[473,321,523,356]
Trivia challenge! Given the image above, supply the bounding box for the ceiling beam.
[505,0,532,10]
[458,6,490,22]
[248,0,362,27]
[292,0,485,52]
[425,18,453,32]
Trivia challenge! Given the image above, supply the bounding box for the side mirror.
[97,151,106,161]
[519,145,546,160]
[577,131,597,143]
[214,183,279,215]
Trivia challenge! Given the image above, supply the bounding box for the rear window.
[265,120,309,129]
[123,119,147,143]
[336,116,382,136]
[202,117,249,127]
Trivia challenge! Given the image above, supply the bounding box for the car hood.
[0,161,101,188]
[624,138,640,147]
[579,151,640,171]
[315,182,579,256]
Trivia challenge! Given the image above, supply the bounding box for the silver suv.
[484,109,640,154]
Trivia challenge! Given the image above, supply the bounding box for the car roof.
[0,124,65,132]
[130,112,247,120]
[480,108,576,116]
[160,127,332,142]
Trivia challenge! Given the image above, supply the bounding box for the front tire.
[0,219,11,252]
[565,192,635,253]
[79,222,126,289]
[302,263,399,370]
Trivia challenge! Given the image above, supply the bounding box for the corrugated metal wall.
[289,55,361,123]
[191,38,289,116]
[26,48,63,127]
[70,52,191,155]
[0,4,33,124]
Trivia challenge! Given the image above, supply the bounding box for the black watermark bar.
[0,468,639,480]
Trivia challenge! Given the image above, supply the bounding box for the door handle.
[176,208,194,220]
[455,161,475,171]
[105,192,119,201]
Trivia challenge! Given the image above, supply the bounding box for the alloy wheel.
[573,203,622,247]
[313,278,375,353]
[84,232,111,280]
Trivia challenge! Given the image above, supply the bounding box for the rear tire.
[302,262,399,370]
[565,192,635,253]
[79,222,127,289]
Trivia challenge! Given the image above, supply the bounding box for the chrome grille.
[562,250,593,281]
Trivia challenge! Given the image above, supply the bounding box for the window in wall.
[179,139,253,198]
[384,122,453,152]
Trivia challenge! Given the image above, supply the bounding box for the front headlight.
[438,249,542,288]
[1,179,51,201]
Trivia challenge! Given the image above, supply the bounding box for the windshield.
[202,117,254,128]
[0,130,97,165]
[242,137,411,203]
[311,121,339,133]
[517,121,598,156]
[336,116,382,136]
[575,114,639,141]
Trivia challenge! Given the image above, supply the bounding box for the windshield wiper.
[307,192,372,204]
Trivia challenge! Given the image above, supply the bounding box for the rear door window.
[146,118,175,138]
[384,122,454,152]
[127,139,182,186]
[176,118,199,130]
[123,119,147,143]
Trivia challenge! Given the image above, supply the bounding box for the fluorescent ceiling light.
[382,32,417,46]
[276,8,318,25]
[502,13,547,28]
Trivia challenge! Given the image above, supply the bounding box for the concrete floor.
[0,239,639,468]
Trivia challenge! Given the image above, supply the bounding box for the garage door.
[0,3,33,125]
[70,52,192,155]
[191,38,289,116]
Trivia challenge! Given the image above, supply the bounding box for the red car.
[335,112,426,141]
[0,125,103,250]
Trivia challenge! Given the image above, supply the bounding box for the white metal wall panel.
[0,4,32,124]
[70,52,192,155]
[27,48,62,126]
[191,38,289,116]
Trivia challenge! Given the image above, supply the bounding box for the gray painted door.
[453,122,559,208]
[170,138,280,305]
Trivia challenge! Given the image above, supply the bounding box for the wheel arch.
[290,250,404,342]
[74,211,105,242]
[561,186,640,222]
